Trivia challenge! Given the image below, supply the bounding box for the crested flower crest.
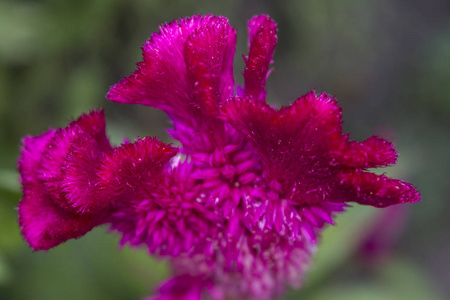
[17,14,420,300]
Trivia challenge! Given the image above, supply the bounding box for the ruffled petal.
[107,15,236,122]
[222,91,419,207]
[18,181,103,251]
[17,110,113,250]
[222,92,341,199]
[242,15,277,101]
[18,130,56,189]
[185,19,236,117]
[37,110,112,213]
[330,135,398,168]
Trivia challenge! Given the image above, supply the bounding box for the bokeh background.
[1,0,449,299]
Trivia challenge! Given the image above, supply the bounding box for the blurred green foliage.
[1,0,449,299]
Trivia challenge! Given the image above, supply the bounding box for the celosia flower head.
[17,14,420,300]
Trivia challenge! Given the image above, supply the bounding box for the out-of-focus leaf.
[379,259,444,300]
[63,62,104,117]
[305,205,379,286]
[0,169,20,194]
[8,227,169,300]
[293,259,444,300]
[0,2,44,63]
[0,254,11,285]
[417,26,450,114]
[0,188,21,253]
[304,283,396,300]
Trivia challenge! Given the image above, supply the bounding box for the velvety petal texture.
[18,14,420,300]
[18,110,113,250]
[242,15,277,101]
[106,15,236,123]
[222,92,420,207]
[97,137,178,202]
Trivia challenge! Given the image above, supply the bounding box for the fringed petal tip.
[106,15,236,121]
[221,91,341,172]
[330,135,398,169]
[17,110,113,250]
[243,15,278,101]
[37,109,112,213]
[336,171,421,208]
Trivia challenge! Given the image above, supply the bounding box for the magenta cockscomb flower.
[17,15,420,300]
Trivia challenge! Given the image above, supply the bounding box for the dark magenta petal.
[335,170,421,207]
[243,15,277,101]
[18,180,103,251]
[97,137,177,201]
[222,92,341,195]
[330,136,398,168]
[223,91,419,208]
[107,15,236,121]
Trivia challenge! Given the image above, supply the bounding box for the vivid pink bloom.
[17,15,420,300]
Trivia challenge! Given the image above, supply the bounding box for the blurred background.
[0,0,449,299]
